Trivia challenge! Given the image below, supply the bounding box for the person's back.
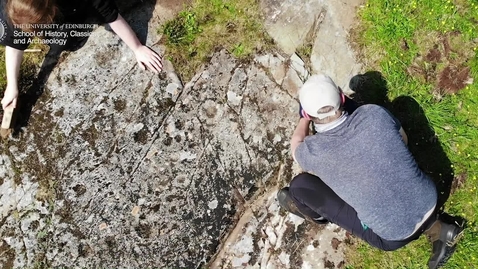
[295,104,437,240]
[280,74,462,269]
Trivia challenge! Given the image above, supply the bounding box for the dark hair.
[7,0,60,31]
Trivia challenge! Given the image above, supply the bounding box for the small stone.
[131,206,141,216]
[265,226,277,245]
[208,200,218,209]
[99,223,108,231]
[86,214,94,224]
[273,134,282,143]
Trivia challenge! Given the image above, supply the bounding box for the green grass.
[161,0,274,82]
[0,47,6,90]
[348,0,478,268]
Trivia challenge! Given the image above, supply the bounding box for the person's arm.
[108,14,163,73]
[291,118,311,162]
[399,127,408,146]
[381,106,408,146]
[1,46,24,109]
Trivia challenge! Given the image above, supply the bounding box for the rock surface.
[261,0,363,92]
[0,0,363,268]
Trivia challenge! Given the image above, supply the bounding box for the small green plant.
[232,43,245,57]
[36,230,48,240]
[296,43,312,60]
[163,11,200,46]
[295,42,313,73]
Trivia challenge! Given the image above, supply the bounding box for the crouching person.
[278,74,462,269]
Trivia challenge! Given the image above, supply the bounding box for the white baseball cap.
[299,74,342,119]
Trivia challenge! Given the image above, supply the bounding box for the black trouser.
[288,173,437,251]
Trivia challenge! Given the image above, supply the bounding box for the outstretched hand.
[134,46,163,74]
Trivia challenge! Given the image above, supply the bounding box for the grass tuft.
[161,0,274,82]
[163,11,201,46]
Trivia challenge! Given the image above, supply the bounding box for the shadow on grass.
[348,71,454,210]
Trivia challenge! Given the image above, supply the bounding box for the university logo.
[0,18,7,42]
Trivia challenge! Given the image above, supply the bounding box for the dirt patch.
[281,221,308,268]
[438,65,471,94]
[406,32,474,99]
[113,99,127,112]
[425,46,441,63]
[323,259,335,268]
[133,128,150,144]
[0,241,15,269]
[331,237,341,250]
[80,124,100,147]
[159,0,192,13]
[73,184,87,197]
[451,173,467,194]
[343,232,354,245]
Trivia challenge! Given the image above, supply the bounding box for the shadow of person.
[116,0,158,45]
[348,71,389,108]
[391,96,455,209]
[349,71,455,210]
[12,0,158,136]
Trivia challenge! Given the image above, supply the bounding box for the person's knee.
[290,172,316,190]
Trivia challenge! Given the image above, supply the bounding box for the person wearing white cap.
[277,74,462,269]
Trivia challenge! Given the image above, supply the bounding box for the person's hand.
[134,46,163,74]
[1,84,19,110]
[299,104,310,120]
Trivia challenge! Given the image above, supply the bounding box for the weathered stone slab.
[260,0,323,55]
[309,0,363,92]
[209,177,347,269]
[260,0,363,93]
[1,42,301,269]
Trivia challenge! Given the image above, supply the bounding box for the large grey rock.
[309,0,363,92]
[2,39,305,266]
[209,185,347,269]
[260,0,363,92]
[0,25,302,269]
[260,0,323,55]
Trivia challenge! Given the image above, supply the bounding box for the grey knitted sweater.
[295,104,437,240]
